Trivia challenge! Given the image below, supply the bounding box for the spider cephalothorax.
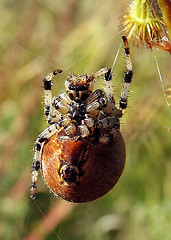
[30,36,133,203]
[65,73,95,101]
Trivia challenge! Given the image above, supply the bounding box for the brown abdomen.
[41,130,125,203]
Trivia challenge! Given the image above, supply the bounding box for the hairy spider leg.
[30,124,62,199]
[87,67,122,118]
[119,36,133,114]
[88,67,114,102]
[43,69,63,124]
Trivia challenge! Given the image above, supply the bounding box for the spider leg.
[43,69,63,124]
[89,67,122,116]
[82,89,121,138]
[30,123,61,200]
[86,88,122,118]
[119,36,133,115]
[52,92,71,115]
[89,67,115,103]
[89,67,111,79]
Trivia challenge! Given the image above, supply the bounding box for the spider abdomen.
[41,129,125,203]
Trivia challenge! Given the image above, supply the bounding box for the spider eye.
[68,84,89,91]
[68,84,76,91]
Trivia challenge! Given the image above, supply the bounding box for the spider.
[30,36,133,203]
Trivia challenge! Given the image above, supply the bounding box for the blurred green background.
[0,0,171,239]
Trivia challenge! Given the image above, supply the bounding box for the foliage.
[122,0,171,53]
